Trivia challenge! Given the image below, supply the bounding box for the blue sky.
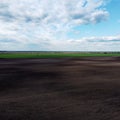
[0,0,120,51]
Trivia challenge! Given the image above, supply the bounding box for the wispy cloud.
[0,0,113,51]
[85,36,120,42]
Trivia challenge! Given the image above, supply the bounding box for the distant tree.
[104,52,107,54]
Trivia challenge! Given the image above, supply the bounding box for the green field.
[0,52,120,58]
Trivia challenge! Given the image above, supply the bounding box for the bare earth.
[0,57,120,120]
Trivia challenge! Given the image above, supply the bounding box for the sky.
[0,0,120,51]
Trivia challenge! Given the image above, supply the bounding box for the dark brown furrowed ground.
[0,57,120,120]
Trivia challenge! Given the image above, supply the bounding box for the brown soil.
[0,57,120,120]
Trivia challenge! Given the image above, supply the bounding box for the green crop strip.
[0,52,120,58]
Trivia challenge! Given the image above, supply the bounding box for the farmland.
[0,51,120,58]
[0,56,120,120]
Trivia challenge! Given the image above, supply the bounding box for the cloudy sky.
[0,0,120,51]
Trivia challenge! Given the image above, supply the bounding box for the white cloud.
[47,35,120,51]
[0,0,111,51]
[1,34,120,51]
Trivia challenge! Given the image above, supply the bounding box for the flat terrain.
[0,52,120,58]
[0,57,120,120]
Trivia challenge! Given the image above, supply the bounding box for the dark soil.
[0,57,120,120]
